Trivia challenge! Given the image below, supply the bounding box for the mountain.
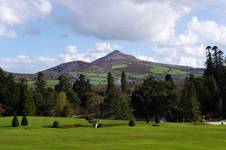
[43,61,90,73]
[38,50,204,85]
[93,50,139,64]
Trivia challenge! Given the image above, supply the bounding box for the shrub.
[129,120,135,127]
[12,115,19,127]
[21,115,28,126]
[85,116,92,121]
[155,115,160,124]
[97,123,103,128]
[52,121,60,128]
[61,104,73,117]
[145,115,150,123]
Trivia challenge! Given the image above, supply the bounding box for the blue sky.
[1,0,226,73]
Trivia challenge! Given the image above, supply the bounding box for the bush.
[129,120,135,127]
[12,115,19,127]
[61,104,73,117]
[155,115,160,124]
[85,116,92,121]
[21,115,28,126]
[52,121,60,128]
[97,123,103,128]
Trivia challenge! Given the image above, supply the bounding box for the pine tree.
[72,74,91,106]
[121,71,128,93]
[204,46,214,76]
[34,72,47,115]
[101,92,131,120]
[55,74,72,93]
[106,72,115,94]
[18,78,35,115]
[35,72,46,95]
[73,74,92,97]
[180,75,201,122]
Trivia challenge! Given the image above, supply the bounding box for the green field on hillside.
[28,80,59,87]
[150,66,188,76]
[0,117,226,150]
[111,64,128,69]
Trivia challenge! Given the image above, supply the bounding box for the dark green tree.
[101,92,131,120]
[121,71,128,93]
[18,78,35,115]
[34,72,47,115]
[132,76,178,123]
[106,72,115,94]
[12,114,19,127]
[0,70,19,115]
[35,72,46,95]
[55,74,72,93]
[73,74,91,106]
[21,114,28,126]
[180,75,201,122]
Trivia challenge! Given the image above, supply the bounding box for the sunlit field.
[1,117,226,150]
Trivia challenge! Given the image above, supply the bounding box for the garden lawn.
[0,117,226,150]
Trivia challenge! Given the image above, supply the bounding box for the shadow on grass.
[43,123,128,129]
[2,125,12,127]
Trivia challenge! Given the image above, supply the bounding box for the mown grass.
[0,117,226,150]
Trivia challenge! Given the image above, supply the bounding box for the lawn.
[0,117,226,150]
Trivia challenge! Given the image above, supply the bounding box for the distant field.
[0,117,226,150]
[79,72,108,85]
[150,66,188,76]
[28,80,59,87]
[111,64,128,69]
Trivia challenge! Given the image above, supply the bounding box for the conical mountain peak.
[93,50,138,64]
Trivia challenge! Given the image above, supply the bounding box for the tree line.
[0,46,226,123]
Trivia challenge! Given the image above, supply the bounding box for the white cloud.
[64,45,78,54]
[179,56,198,67]
[137,55,156,62]
[153,44,205,67]
[59,42,123,63]
[0,42,123,73]
[89,42,122,59]
[55,0,186,43]
[37,57,56,66]
[186,17,226,45]
[0,0,52,37]
[0,55,56,73]
[90,42,121,53]
[59,45,91,63]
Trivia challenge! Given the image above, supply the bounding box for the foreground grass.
[0,117,226,150]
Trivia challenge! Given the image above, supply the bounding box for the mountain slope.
[6,50,204,86]
[39,50,203,84]
[43,61,90,73]
[93,50,139,64]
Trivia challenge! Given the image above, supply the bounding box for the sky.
[1,0,226,73]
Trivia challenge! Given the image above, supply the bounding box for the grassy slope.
[0,117,226,150]
[111,64,128,69]
[150,66,188,76]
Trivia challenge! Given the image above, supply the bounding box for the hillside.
[36,50,204,85]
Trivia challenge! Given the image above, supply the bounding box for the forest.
[0,46,226,123]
